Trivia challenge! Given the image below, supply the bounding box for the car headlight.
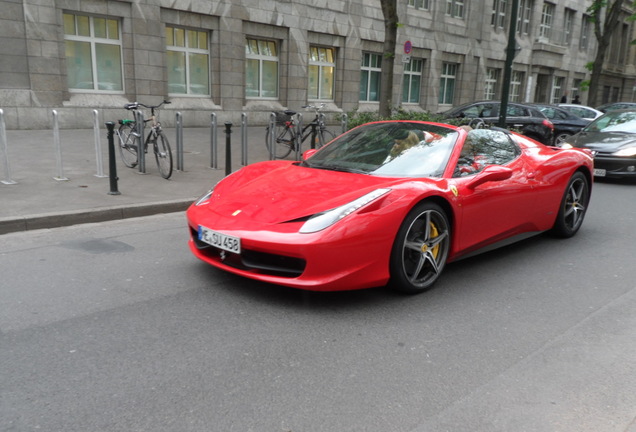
[194,189,214,206]
[299,188,391,234]
[613,147,636,157]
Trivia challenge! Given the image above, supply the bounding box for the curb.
[0,198,197,235]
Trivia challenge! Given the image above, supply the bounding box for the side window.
[454,129,520,177]
[507,105,526,116]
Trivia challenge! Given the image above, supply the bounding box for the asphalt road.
[2,180,635,432]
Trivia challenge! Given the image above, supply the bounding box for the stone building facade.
[1,0,635,129]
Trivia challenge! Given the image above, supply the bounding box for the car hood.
[568,131,636,151]
[200,161,409,225]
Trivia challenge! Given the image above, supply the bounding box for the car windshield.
[584,111,636,133]
[303,122,458,177]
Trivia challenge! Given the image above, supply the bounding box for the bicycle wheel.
[265,124,294,159]
[153,131,173,179]
[118,123,138,168]
[317,128,336,148]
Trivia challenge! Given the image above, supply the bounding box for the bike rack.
[295,112,303,160]
[92,110,107,178]
[135,110,146,174]
[241,112,248,166]
[0,109,17,185]
[176,111,184,171]
[210,112,218,169]
[268,112,277,160]
[51,110,68,181]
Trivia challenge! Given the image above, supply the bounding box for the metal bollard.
[224,122,232,176]
[268,112,277,160]
[51,110,68,181]
[0,109,17,185]
[210,113,218,169]
[93,110,107,178]
[241,112,248,166]
[105,122,121,195]
[341,113,348,134]
[176,111,184,171]
[135,110,146,174]
[295,113,303,160]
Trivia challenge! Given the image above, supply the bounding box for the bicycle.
[117,100,173,179]
[265,103,336,159]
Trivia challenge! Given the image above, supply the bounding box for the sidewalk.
[0,125,278,234]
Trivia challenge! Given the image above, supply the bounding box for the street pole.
[498,0,519,128]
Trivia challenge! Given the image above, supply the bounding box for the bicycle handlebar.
[124,100,171,111]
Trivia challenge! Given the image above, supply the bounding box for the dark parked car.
[529,103,591,145]
[596,102,636,113]
[442,101,554,145]
[563,109,636,179]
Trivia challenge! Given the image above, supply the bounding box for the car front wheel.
[550,171,590,238]
[389,202,451,294]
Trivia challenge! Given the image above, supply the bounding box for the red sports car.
[187,121,593,294]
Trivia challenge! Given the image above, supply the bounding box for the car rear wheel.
[550,171,590,238]
[389,202,451,294]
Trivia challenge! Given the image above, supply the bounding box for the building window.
[551,76,565,103]
[360,52,382,102]
[517,0,532,35]
[166,27,209,96]
[309,46,335,101]
[439,62,457,105]
[538,2,554,41]
[571,79,582,101]
[491,0,507,29]
[245,38,279,99]
[580,15,590,50]
[402,58,423,103]
[509,70,523,102]
[63,13,123,92]
[484,68,499,100]
[446,0,465,18]
[563,9,575,45]
[408,0,430,9]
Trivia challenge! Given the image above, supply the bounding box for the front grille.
[191,228,306,277]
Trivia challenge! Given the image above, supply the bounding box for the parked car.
[557,104,604,120]
[187,120,593,294]
[442,101,554,145]
[528,103,591,145]
[562,109,636,179]
[596,102,636,113]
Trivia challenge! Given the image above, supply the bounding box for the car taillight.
[543,119,554,130]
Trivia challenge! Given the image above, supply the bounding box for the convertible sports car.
[187,121,593,294]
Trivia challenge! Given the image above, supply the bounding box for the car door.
[450,129,538,254]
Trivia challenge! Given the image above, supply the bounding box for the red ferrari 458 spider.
[187,121,593,294]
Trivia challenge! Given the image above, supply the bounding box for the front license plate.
[593,168,606,177]
[198,226,241,254]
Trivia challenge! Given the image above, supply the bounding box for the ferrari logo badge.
[232,210,242,216]
[451,185,458,197]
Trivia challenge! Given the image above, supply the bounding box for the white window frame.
[563,9,575,45]
[245,38,279,99]
[308,46,336,101]
[402,58,423,104]
[439,62,458,105]
[509,71,523,102]
[539,2,554,41]
[63,13,124,93]
[484,68,499,100]
[517,0,532,35]
[166,26,210,96]
[408,0,430,10]
[551,76,565,104]
[360,52,382,102]
[580,15,590,50]
[492,0,507,29]
[446,0,465,18]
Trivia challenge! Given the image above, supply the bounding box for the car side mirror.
[466,165,512,189]
[302,149,318,160]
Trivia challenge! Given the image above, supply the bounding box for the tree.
[586,0,627,106]
[379,0,399,118]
